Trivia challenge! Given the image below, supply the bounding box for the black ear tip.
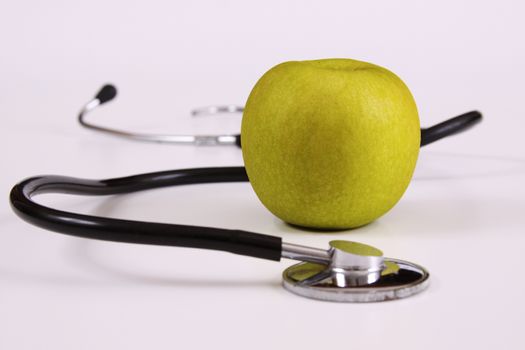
[461,110,483,125]
[95,84,117,104]
[235,134,242,148]
[472,110,483,120]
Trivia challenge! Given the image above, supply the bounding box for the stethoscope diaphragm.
[283,259,429,303]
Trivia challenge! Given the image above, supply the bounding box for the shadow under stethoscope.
[62,238,280,289]
[60,193,280,289]
[60,151,525,286]
[61,247,281,290]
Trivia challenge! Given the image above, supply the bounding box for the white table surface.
[1,1,524,349]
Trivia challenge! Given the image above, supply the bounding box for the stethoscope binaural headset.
[9,84,482,302]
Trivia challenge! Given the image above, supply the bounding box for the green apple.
[241,58,420,229]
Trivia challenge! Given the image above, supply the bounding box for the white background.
[1,1,525,349]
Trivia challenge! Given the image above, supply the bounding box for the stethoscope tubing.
[9,85,483,264]
[10,167,283,261]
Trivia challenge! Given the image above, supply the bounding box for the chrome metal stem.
[281,242,331,265]
[191,105,244,117]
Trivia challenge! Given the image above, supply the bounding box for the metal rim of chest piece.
[281,241,430,303]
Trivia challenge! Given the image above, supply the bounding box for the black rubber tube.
[9,167,282,261]
[420,111,482,146]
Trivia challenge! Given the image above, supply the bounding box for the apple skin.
[241,58,420,229]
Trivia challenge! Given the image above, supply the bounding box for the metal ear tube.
[78,85,242,146]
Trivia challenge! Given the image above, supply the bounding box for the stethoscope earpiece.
[79,84,243,146]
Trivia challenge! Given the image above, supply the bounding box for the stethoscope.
[9,84,482,303]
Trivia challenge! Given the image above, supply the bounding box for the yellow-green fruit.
[241,58,420,229]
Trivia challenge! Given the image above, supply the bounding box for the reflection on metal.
[281,240,429,303]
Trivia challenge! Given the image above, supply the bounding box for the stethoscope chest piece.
[282,241,430,302]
